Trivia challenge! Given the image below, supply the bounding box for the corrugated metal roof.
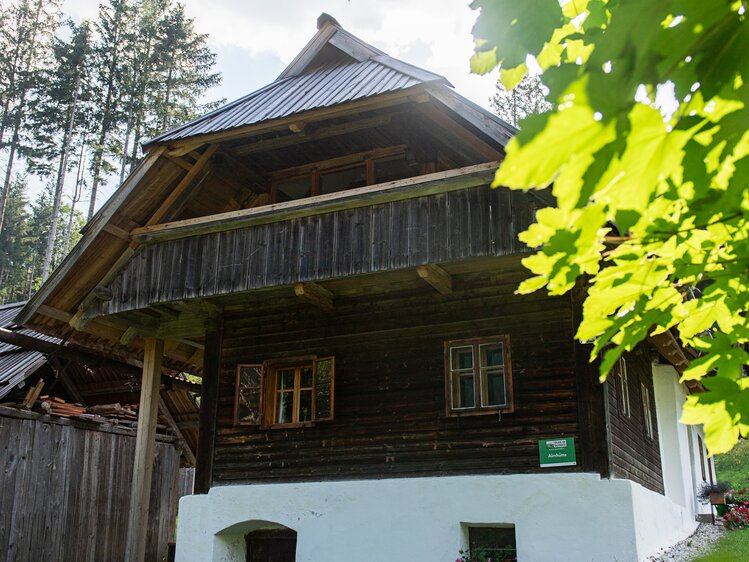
[149,58,437,144]
[0,302,59,399]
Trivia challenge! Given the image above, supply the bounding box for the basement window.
[466,525,516,561]
[235,357,334,426]
[445,336,513,415]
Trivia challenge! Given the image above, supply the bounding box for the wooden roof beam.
[416,103,502,162]
[417,264,453,294]
[231,113,394,156]
[145,144,219,227]
[294,282,334,311]
[159,395,196,466]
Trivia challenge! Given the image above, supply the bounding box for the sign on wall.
[538,437,577,467]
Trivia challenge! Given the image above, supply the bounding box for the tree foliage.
[491,73,551,128]
[471,0,749,453]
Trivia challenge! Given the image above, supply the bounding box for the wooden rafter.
[145,144,219,227]
[294,282,334,311]
[417,264,453,294]
[416,103,502,162]
[159,395,196,466]
[231,113,394,156]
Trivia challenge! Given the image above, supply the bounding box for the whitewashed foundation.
[176,472,698,562]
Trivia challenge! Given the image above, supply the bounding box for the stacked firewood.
[88,403,139,420]
[39,396,86,417]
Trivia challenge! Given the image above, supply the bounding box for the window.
[641,382,654,440]
[445,336,513,414]
[698,435,707,481]
[466,526,516,561]
[234,356,334,426]
[615,356,631,418]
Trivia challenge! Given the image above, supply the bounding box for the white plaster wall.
[175,473,695,562]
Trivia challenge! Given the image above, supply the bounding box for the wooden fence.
[0,406,181,561]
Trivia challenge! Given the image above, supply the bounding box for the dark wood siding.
[211,271,584,483]
[0,407,180,562]
[607,351,664,494]
[96,185,536,316]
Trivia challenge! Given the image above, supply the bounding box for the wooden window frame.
[444,335,513,416]
[641,382,654,440]
[234,355,335,428]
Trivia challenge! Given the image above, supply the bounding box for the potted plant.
[457,545,516,562]
[698,481,732,516]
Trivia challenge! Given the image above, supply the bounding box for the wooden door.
[246,529,297,562]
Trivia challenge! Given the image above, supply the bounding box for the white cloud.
[63,0,498,108]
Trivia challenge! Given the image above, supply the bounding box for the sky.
[65,0,499,112]
[52,1,499,212]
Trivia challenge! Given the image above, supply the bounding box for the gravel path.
[647,522,726,562]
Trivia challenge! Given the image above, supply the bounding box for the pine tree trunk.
[41,74,81,282]
[0,0,47,234]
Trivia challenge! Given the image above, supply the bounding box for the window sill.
[446,406,514,418]
[259,422,316,430]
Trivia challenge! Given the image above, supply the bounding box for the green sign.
[539,437,576,468]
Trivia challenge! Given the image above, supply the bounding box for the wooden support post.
[194,329,222,494]
[294,282,334,311]
[124,338,164,562]
[417,264,453,294]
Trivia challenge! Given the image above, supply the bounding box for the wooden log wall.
[606,350,665,494]
[212,270,587,484]
[95,185,535,316]
[0,407,181,562]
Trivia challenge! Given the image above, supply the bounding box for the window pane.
[299,390,313,422]
[278,369,295,390]
[300,367,313,389]
[321,165,366,194]
[485,369,506,406]
[276,391,293,424]
[451,346,474,370]
[314,358,333,419]
[480,343,504,368]
[458,374,475,408]
[237,366,262,423]
[375,156,419,183]
[276,176,311,202]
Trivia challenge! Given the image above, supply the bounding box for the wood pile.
[88,403,139,420]
[39,396,86,417]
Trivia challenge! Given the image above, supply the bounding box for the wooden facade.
[606,351,665,494]
[0,406,181,562]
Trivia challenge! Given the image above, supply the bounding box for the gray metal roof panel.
[0,302,60,399]
[147,59,430,145]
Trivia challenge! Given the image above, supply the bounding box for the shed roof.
[0,302,58,399]
[146,13,450,146]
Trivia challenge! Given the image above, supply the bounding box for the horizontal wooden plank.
[130,162,499,243]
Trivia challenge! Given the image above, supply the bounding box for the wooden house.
[15,14,716,562]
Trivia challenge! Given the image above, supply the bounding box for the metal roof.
[0,302,59,399]
[149,58,442,145]
[146,18,448,146]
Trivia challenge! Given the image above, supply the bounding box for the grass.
[689,530,749,562]
[714,439,749,488]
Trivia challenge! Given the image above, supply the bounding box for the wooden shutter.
[313,356,335,421]
[235,364,263,425]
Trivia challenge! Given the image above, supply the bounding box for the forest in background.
[0,0,222,304]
